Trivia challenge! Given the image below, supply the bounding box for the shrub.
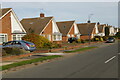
[77,39,81,43]
[2,47,28,56]
[81,39,85,43]
[93,36,104,41]
[115,32,120,39]
[2,48,7,56]
[51,43,60,48]
[102,36,109,41]
[22,34,52,49]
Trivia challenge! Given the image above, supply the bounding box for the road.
[3,42,119,78]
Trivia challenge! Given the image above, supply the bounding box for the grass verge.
[0,55,62,71]
[64,46,97,53]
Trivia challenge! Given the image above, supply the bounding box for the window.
[0,34,7,43]
[12,41,21,45]
[67,34,70,37]
[41,34,45,37]
[13,34,25,40]
[53,35,57,41]
[71,34,74,37]
[47,35,51,41]
[53,35,62,41]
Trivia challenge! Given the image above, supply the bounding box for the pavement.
[2,41,119,78]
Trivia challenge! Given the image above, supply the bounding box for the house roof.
[21,17,53,34]
[0,8,12,17]
[56,21,75,36]
[77,23,96,35]
[98,24,105,33]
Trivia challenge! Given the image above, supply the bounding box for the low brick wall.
[2,53,32,61]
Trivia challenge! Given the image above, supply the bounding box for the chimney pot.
[40,13,45,17]
[97,22,100,25]
[87,20,90,23]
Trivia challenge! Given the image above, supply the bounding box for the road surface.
[3,42,119,78]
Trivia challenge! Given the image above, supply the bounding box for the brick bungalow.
[114,27,119,35]
[77,23,99,40]
[56,20,80,42]
[105,25,115,36]
[98,24,106,36]
[21,13,62,42]
[0,8,26,44]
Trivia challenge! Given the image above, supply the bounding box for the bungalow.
[105,25,115,36]
[56,20,80,42]
[77,23,99,40]
[98,24,106,36]
[114,27,119,35]
[21,13,62,42]
[0,8,26,44]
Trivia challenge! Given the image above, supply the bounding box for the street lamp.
[87,14,94,45]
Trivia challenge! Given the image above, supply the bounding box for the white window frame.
[71,34,74,37]
[12,34,25,40]
[0,33,8,44]
[53,35,62,41]
[47,35,51,41]
[67,34,70,38]
[41,34,45,37]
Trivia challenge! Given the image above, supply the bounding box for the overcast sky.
[2,2,118,27]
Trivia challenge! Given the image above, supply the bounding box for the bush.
[115,32,120,39]
[102,36,109,41]
[51,43,61,48]
[93,36,104,41]
[77,39,81,43]
[2,48,7,56]
[2,47,28,56]
[22,34,52,49]
[81,39,85,43]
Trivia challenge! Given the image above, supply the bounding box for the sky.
[1,2,119,27]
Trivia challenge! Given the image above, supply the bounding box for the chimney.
[40,13,45,17]
[97,22,100,25]
[87,20,91,23]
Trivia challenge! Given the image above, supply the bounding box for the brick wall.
[0,12,12,41]
[80,35,91,40]
[68,25,74,35]
[62,25,75,42]
[62,36,67,42]
[42,20,53,41]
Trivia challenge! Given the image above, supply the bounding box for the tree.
[115,32,120,39]
[105,27,110,36]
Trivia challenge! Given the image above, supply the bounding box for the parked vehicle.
[2,40,36,52]
[106,37,115,43]
[68,37,78,43]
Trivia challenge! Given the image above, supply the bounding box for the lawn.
[0,55,62,71]
[64,46,97,53]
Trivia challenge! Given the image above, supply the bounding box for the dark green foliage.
[115,32,120,39]
[2,47,28,56]
[105,27,110,36]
